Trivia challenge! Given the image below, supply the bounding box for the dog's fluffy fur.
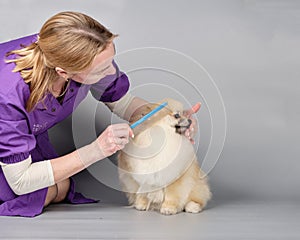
[118,98,211,215]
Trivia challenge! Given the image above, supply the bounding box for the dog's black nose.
[175,118,193,134]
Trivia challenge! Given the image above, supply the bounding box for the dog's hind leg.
[186,179,212,212]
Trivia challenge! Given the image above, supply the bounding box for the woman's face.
[71,42,116,85]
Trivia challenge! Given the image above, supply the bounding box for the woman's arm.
[1,123,133,195]
[104,93,148,122]
[51,123,133,182]
[1,137,104,195]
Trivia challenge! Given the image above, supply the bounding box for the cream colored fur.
[118,98,211,215]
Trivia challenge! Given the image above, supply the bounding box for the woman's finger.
[109,128,131,139]
[183,102,201,117]
[113,137,129,146]
[191,102,201,114]
[108,124,134,138]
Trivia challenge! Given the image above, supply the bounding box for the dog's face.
[169,111,192,134]
[129,99,192,135]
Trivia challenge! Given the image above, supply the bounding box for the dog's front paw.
[185,201,203,213]
[160,202,179,215]
[135,202,148,211]
[134,194,150,211]
[147,190,164,204]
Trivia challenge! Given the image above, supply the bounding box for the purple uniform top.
[0,34,130,217]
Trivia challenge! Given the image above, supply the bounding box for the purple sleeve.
[0,90,36,164]
[0,34,40,164]
[90,61,130,102]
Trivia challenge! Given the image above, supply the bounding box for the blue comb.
[130,102,168,129]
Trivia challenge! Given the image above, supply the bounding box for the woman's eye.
[174,113,180,119]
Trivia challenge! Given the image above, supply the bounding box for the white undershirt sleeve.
[0,155,55,195]
[104,93,135,119]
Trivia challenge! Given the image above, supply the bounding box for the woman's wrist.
[76,140,106,168]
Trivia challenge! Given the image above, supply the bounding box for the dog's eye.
[174,113,180,119]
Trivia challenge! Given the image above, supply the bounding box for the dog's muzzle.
[175,118,192,134]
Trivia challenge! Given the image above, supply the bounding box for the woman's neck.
[51,77,69,98]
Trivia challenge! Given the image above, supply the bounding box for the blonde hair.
[6,11,117,112]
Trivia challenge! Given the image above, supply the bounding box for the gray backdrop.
[0,0,299,204]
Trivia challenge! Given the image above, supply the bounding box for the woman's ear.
[55,67,69,80]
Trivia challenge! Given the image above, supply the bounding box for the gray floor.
[0,200,299,240]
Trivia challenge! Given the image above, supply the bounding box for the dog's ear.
[128,104,154,124]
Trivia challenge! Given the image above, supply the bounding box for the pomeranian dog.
[118,98,211,215]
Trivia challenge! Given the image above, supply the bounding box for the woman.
[0,11,199,217]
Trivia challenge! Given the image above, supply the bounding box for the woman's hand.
[183,102,201,144]
[52,123,134,182]
[96,123,134,157]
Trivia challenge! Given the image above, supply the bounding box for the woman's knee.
[53,178,70,203]
[44,185,58,207]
